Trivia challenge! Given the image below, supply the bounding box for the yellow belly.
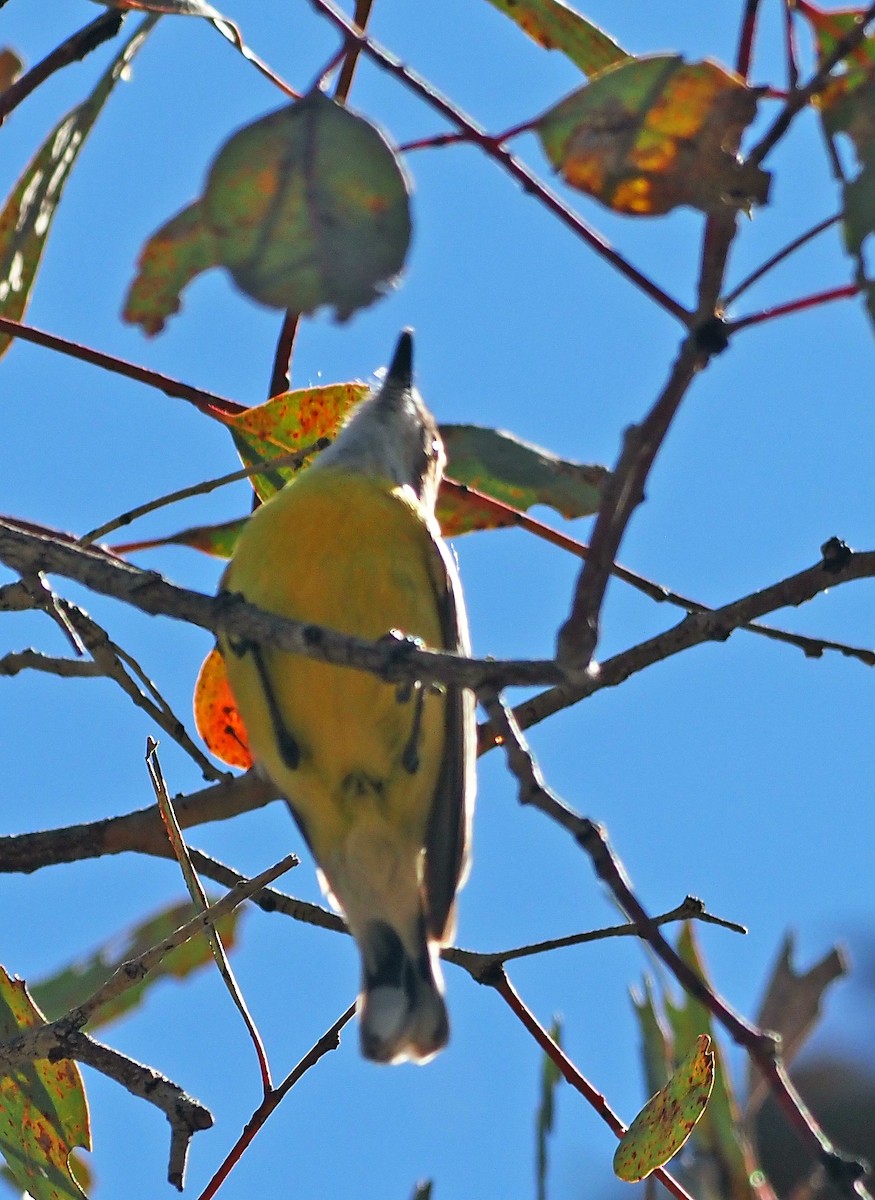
[220,468,447,868]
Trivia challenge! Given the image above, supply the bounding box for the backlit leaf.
[613,1034,714,1181]
[484,0,629,76]
[31,901,244,1030]
[441,424,607,521]
[0,966,90,1200]
[0,18,156,358]
[537,55,769,216]
[125,91,411,331]
[217,382,368,501]
[194,646,252,769]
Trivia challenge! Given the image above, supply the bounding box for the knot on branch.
[821,536,853,575]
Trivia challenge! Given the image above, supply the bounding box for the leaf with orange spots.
[0,20,156,358]
[125,91,412,332]
[484,0,629,76]
[217,382,369,502]
[194,646,252,768]
[0,965,90,1200]
[613,1033,714,1181]
[537,55,770,216]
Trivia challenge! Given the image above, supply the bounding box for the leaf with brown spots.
[0,966,90,1200]
[613,1033,714,1181]
[537,55,770,216]
[194,646,252,769]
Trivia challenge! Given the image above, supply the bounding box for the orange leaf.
[194,646,252,769]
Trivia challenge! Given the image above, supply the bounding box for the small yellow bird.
[219,331,476,1063]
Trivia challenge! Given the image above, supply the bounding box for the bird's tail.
[357,917,449,1064]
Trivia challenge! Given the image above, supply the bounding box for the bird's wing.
[422,525,476,943]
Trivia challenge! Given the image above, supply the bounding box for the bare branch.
[0,518,563,691]
[0,10,125,125]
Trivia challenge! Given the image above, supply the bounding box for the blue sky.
[2,3,874,1198]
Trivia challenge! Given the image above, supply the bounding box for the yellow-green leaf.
[614,1033,714,1181]
[0,17,157,358]
[0,966,90,1200]
[217,382,368,501]
[30,901,244,1031]
[537,55,769,216]
[125,91,411,331]
[484,0,629,76]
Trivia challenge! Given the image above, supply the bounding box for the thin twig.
[0,649,102,678]
[722,212,841,307]
[736,0,762,79]
[195,1002,357,1200]
[728,283,860,331]
[334,0,374,100]
[489,968,697,1200]
[0,10,125,124]
[446,896,745,978]
[304,0,690,324]
[267,312,300,400]
[80,439,328,546]
[445,480,875,667]
[0,316,244,417]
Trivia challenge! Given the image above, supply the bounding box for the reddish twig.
[303,0,690,324]
[736,0,762,79]
[195,1002,357,1200]
[749,2,875,167]
[489,968,698,1200]
[722,212,841,306]
[0,10,125,125]
[728,282,860,331]
[0,315,245,416]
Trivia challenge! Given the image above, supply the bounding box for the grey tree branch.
[0,518,562,690]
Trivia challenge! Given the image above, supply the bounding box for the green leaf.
[113,517,247,558]
[537,55,769,216]
[536,1019,563,1200]
[0,16,157,359]
[125,91,412,331]
[122,202,220,336]
[440,424,608,520]
[662,924,769,1200]
[613,1033,714,1181]
[630,976,674,1100]
[483,0,629,76]
[30,900,244,1031]
[0,965,90,1200]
